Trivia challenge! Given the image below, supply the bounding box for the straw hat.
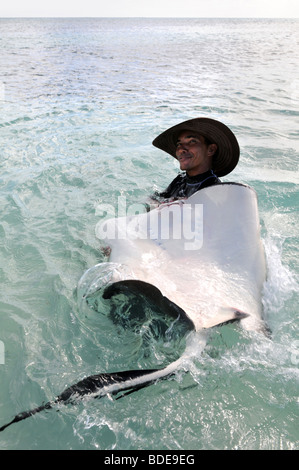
[152,117,240,177]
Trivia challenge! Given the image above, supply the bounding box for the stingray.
[0,183,266,432]
[96,183,266,333]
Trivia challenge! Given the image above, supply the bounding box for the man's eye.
[175,138,198,148]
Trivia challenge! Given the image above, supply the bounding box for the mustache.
[178,154,192,161]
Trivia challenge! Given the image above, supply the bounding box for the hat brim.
[152,117,240,177]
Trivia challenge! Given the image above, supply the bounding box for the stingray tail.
[0,401,53,432]
[0,368,165,433]
[57,367,167,403]
[0,308,249,433]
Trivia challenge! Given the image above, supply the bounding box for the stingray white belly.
[97,183,266,332]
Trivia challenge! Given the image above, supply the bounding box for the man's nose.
[176,142,188,154]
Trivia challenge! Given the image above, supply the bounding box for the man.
[150,117,240,202]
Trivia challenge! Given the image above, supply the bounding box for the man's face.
[175,131,216,176]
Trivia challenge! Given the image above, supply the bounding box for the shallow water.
[0,17,298,450]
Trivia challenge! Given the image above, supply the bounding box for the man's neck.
[186,169,213,178]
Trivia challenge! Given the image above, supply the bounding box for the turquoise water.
[0,17,298,450]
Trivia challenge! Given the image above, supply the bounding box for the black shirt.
[153,170,220,202]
